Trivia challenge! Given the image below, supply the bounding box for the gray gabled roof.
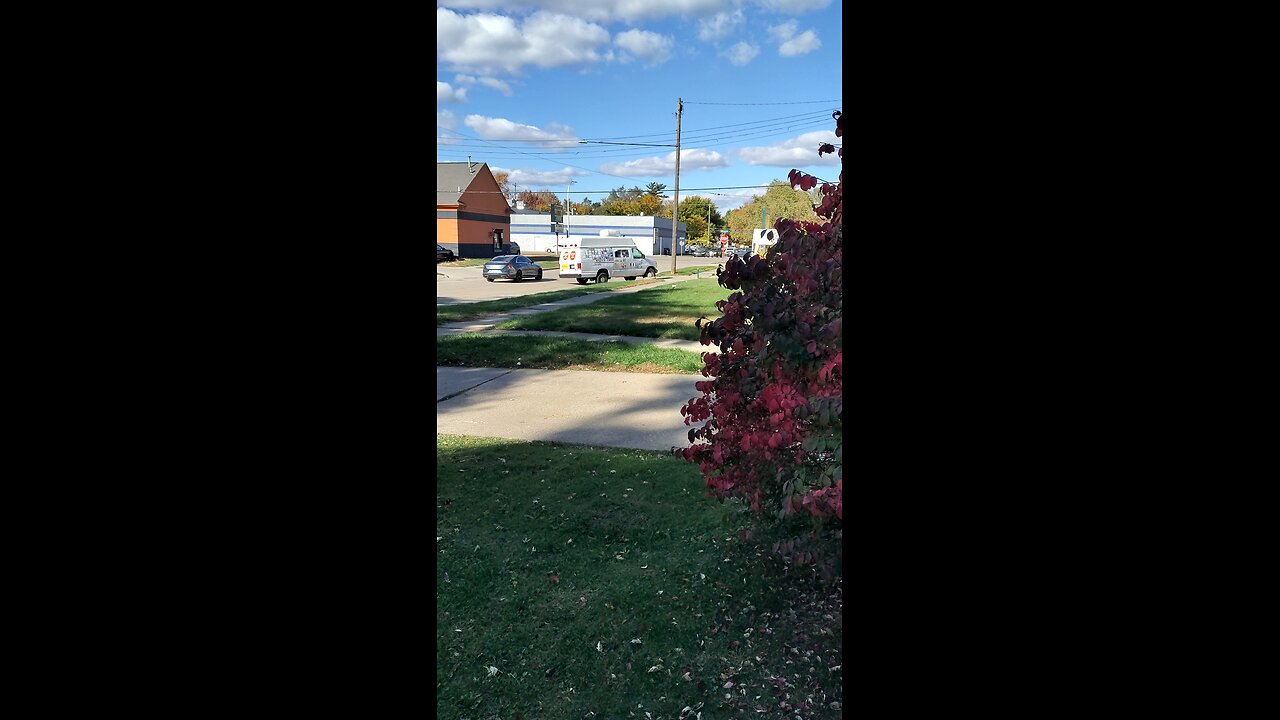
[437,162,482,205]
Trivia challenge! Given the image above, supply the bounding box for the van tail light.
[577,263,581,269]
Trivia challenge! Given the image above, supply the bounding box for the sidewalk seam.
[437,369,515,404]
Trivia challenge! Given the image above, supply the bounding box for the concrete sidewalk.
[436,366,704,452]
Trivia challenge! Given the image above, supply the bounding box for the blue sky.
[436,0,842,211]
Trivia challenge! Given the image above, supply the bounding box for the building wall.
[509,214,687,255]
[437,164,513,258]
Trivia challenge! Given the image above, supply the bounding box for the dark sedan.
[437,244,456,262]
[483,255,544,282]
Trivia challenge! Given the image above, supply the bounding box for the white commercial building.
[509,212,688,255]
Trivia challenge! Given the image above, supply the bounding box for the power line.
[437,127,643,181]
[684,99,841,105]
[437,113,831,149]
[577,109,832,141]
[436,118,836,160]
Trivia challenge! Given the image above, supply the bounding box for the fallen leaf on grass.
[486,665,499,677]
[550,575,560,584]
[630,638,643,644]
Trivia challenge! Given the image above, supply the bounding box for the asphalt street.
[436,258,723,304]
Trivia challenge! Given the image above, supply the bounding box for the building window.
[492,229,503,251]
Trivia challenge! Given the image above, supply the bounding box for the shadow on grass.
[436,334,704,374]
[436,434,843,719]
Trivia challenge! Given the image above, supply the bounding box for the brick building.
[437,162,512,258]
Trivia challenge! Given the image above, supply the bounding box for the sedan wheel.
[536,268,543,280]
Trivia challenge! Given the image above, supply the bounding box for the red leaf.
[549,575,560,584]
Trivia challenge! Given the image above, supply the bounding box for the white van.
[559,233,658,285]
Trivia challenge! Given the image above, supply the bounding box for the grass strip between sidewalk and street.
[437,285,620,326]
[493,277,729,341]
[436,434,842,720]
[436,333,704,374]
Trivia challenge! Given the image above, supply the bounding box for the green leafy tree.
[599,186,648,215]
[673,196,722,244]
[726,181,820,246]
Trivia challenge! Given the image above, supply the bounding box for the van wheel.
[644,267,656,278]
[487,278,495,282]
[576,278,588,285]
[596,271,608,284]
[624,275,636,281]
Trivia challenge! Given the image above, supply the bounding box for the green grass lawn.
[437,285,622,326]
[436,333,704,374]
[437,435,842,720]
[657,266,715,277]
[493,278,730,340]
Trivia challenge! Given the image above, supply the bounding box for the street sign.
[550,204,563,223]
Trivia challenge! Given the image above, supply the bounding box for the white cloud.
[491,166,590,190]
[453,73,514,96]
[769,20,799,41]
[438,1,725,24]
[750,0,831,13]
[437,110,459,144]
[599,148,730,177]
[724,41,759,65]
[478,77,513,95]
[697,8,744,41]
[768,21,820,56]
[463,115,579,149]
[437,81,467,103]
[779,29,821,56]
[614,29,675,66]
[437,9,610,74]
[737,130,839,167]
[713,188,764,211]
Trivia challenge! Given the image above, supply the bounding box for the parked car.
[437,244,456,262]
[483,255,544,282]
[688,246,711,257]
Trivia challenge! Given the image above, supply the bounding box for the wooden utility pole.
[671,97,682,275]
